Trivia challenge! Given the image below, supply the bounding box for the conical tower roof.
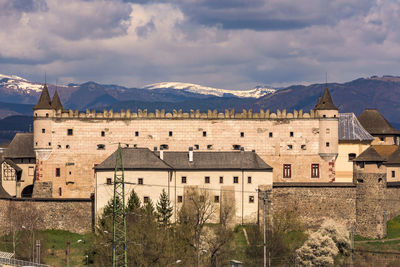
[51,90,64,111]
[34,84,52,110]
[315,86,338,110]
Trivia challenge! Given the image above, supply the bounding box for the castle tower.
[33,85,54,196]
[51,90,65,112]
[315,87,339,180]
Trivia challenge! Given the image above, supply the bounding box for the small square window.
[28,167,34,176]
[66,145,70,149]
[219,176,223,184]
[97,144,105,150]
[67,129,73,136]
[106,178,112,185]
[290,131,294,137]
[57,145,61,149]
[177,196,183,203]
[42,128,45,133]
[194,144,199,150]
[392,171,396,178]
[214,196,220,203]
[269,132,273,138]
[233,176,239,184]
[348,153,356,161]
[169,131,173,137]
[326,142,330,147]
[287,145,293,150]
[56,168,60,177]
[323,115,326,118]
[207,144,213,150]
[205,176,210,184]
[240,132,244,137]
[203,131,207,137]
[233,145,241,150]
[160,144,169,150]
[249,196,254,203]
[138,178,143,185]
[101,131,105,137]
[181,176,187,184]
[143,196,149,203]
[46,113,49,117]
[301,145,306,150]
[200,195,205,202]
[380,137,384,141]
[48,142,51,146]
[135,131,139,137]
[248,176,252,184]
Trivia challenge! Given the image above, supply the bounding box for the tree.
[127,190,141,212]
[156,189,173,226]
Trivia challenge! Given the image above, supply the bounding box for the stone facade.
[0,197,93,234]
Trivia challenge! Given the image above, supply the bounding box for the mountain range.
[1,74,400,138]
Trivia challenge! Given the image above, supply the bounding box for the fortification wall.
[0,198,93,234]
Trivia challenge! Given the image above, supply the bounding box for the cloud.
[0,0,400,90]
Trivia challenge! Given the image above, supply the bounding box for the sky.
[1,0,400,89]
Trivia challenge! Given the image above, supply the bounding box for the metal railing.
[0,257,51,267]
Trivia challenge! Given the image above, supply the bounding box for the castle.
[0,84,399,237]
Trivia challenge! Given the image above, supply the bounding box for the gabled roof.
[386,148,400,164]
[354,145,398,162]
[358,109,400,135]
[3,133,35,159]
[51,90,64,111]
[160,151,272,170]
[315,87,338,110]
[339,113,374,141]
[34,84,52,110]
[94,148,172,170]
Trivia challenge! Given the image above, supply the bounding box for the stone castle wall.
[0,197,93,234]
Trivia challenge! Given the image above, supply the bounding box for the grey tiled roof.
[95,148,272,171]
[4,133,35,159]
[315,87,338,110]
[94,148,172,170]
[358,109,400,135]
[339,113,374,141]
[161,151,272,170]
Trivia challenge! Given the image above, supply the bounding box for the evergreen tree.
[127,189,141,212]
[156,189,173,225]
[143,199,155,216]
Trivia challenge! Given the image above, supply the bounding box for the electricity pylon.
[113,143,127,267]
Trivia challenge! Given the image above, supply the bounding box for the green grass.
[232,225,248,263]
[387,215,400,239]
[354,234,373,241]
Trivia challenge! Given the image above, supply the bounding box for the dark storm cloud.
[10,0,48,12]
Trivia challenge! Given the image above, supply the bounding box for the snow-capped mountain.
[0,74,44,94]
[143,82,276,98]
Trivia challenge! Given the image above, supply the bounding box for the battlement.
[36,108,330,120]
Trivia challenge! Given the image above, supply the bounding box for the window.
[348,153,356,161]
[160,144,169,150]
[233,145,241,150]
[169,131,173,137]
[177,196,183,203]
[311,164,320,178]
[283,164,291,178]
[214,196,220,203]
[58,187,62,196]
[67,129,73,136]
[42,129,45,133]
[219,176,223,184]
[101,131,105,137]
[28,166,34,176]
[380,137,384,141]
[181,176,187,184]
[326,142,330,147]
[35,113,37,117]
[326,128,330,134]
[233,176,239,184]
[359,162,365,169]
[287,145,293,150]
[200,195,205,202]
[48,142,51,146]
[392,171,396,178]
[66,145,70,149]
[138,178,143,185]
[203,131,207,137]
[57,145,61,149]
[135,131,139,137]
[269,132,273,138]
[106,178,112,185]
[249,196,254,203]
[97,144,105,150]
[248,176,252,184]
[45,113,49,117]
[301,145,306,150]
[56,168,60,177]
[194,144,199,150]
[207,144,213,150]
[143,197,149,203]
[323,115,326,118]
[240,132,244,137]
[205,176,210,184]
[290,131,294,137]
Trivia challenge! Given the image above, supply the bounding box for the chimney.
[189,147,193,162]
[160,147,164,160]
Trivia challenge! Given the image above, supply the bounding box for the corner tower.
[315,87,339,180]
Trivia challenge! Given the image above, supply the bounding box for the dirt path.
[355,237,400,243]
